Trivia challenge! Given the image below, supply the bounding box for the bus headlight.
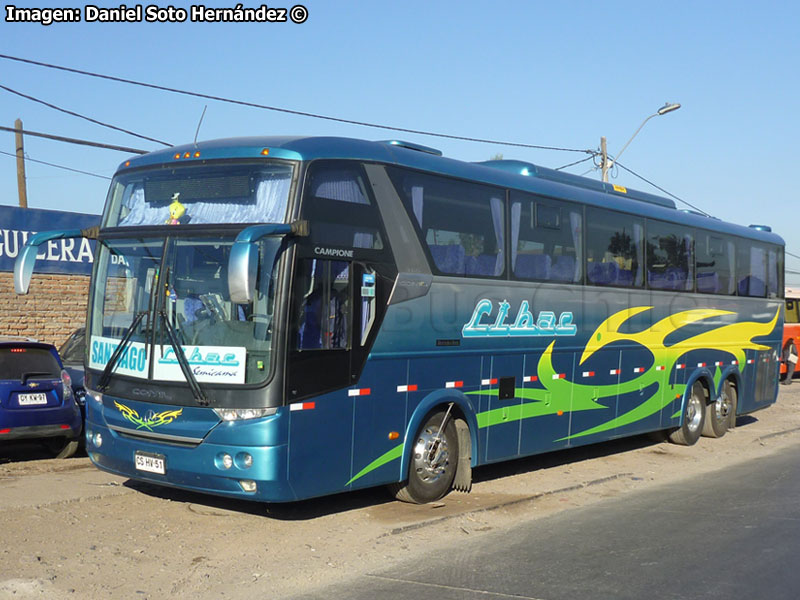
[213,407,277,421]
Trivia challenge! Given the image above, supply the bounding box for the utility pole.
[14,118,28,208]
[600,136,609,183]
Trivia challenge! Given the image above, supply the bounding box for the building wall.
[0,272,89,347]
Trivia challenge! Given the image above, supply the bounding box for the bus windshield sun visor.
[228,220,308,304]
[14,227,99,295]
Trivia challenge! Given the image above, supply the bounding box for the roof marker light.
[183,152,191,159]
[261,148,270,156]
[193,151,201,158]
[173,153,181,160]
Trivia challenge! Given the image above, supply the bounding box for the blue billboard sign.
[0,205,100,275]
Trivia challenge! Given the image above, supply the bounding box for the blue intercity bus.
[16,136,784,504]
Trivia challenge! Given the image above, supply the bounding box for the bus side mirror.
[14,229,89,295]
[228,240,259,304]
[227,221,307,305]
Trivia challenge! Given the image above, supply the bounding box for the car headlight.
[213,407,277,421]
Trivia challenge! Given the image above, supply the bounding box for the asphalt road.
[294,441,800,600]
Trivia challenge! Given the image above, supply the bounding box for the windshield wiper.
[158,310,209,407]
[97,310,147,392]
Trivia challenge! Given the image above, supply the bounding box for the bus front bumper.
[85,419,295,503]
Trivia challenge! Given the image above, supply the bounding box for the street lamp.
[601,102,681,182]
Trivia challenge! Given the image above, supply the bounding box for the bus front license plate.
[134,451,166,475]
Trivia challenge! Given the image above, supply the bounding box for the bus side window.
[294,259,351,351]
[304,163,384,250]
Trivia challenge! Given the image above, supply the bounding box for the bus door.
[286,256,398,495]
[285,256,356,498]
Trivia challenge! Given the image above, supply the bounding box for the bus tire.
[703,379,736,438]
[668,381,706,446]
[390,411,459,504]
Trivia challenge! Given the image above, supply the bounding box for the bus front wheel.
[668,381,706,446]
[390,411,459,504]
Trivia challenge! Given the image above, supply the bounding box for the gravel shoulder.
[2,384,799,599]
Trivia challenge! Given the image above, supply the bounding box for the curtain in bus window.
[490,197,504,276]
[411,186,424,228]
[118,173,291,226]
[510,201,521,267]
[312,169,369,205]
[568,210,582,283]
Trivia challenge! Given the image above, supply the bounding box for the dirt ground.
[2,383,800,600]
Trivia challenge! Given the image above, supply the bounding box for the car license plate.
[18,392,48,406]
[134,451,166,475]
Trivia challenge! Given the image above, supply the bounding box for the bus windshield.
[88,233,280,389]
[102,161,293,228]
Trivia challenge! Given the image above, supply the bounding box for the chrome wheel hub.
[686,394,704,432]
[412,425,450,485]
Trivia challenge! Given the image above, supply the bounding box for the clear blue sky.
[2,0,798,284]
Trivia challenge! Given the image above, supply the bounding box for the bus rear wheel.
[703,380,737,438]
[390,410,458,504]
[668,381,706,446]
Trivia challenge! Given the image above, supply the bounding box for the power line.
[0,84,172,147]
[0,149,110,179]
[614,160,712,217]
[555,155,595,171]
[0,53,593,154]
[0,125,147,154]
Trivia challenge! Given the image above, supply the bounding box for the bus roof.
[118,136,784,247]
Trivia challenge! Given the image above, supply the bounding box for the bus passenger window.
[737,243,768,298]
[386,168,505,278]
[696,234,735,295]
[510,192,582,283]
[646,221,692,291]
[585,208,643,288]
[294,259,351,351]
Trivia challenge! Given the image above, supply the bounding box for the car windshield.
[88,234,281,387]
[0,347,60,380]
[59,330,85,363]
